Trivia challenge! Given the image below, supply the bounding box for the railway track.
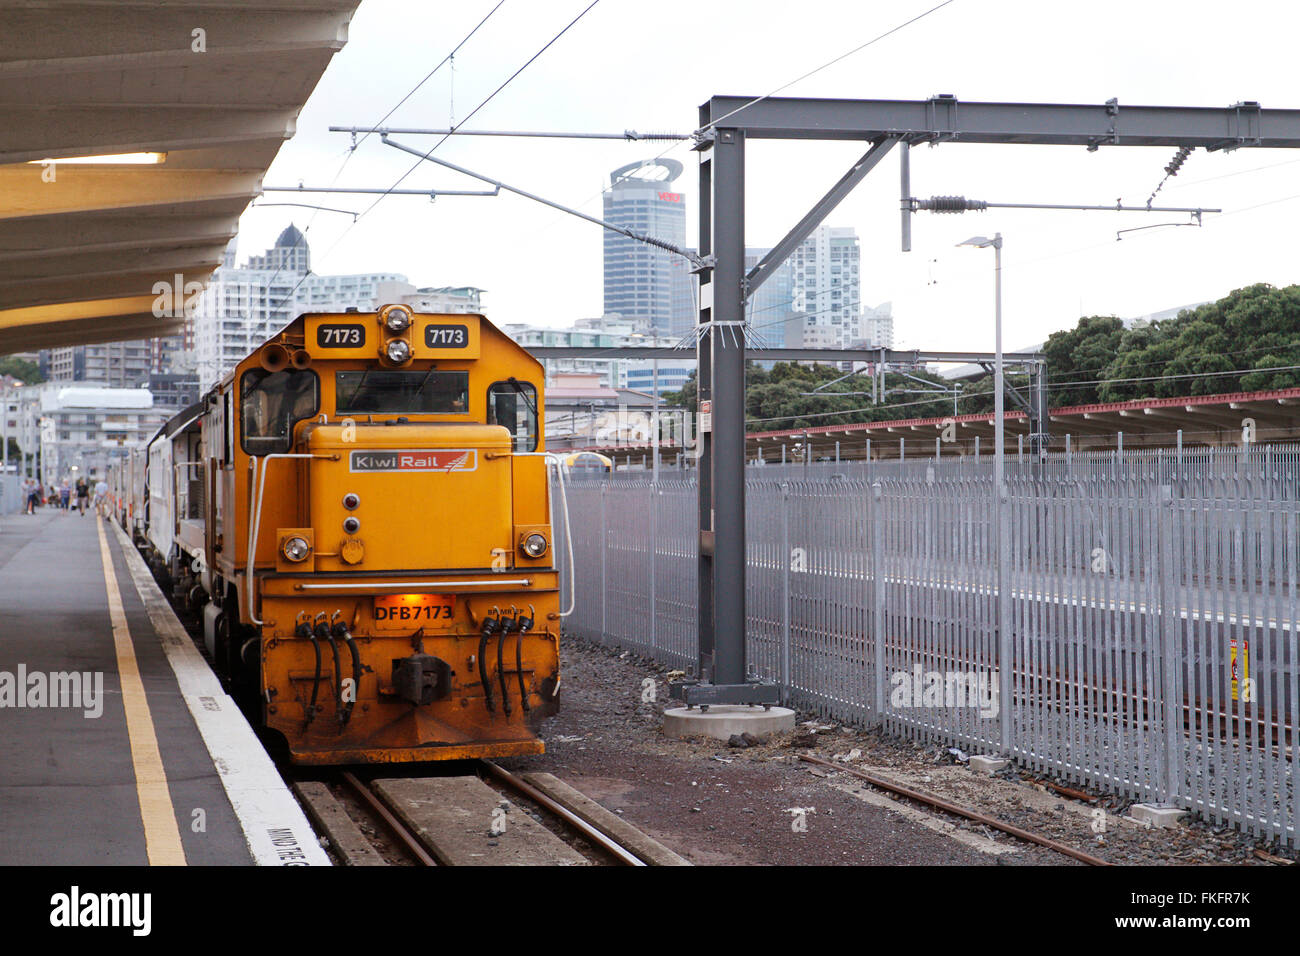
[293,761,690,867]
[799,754,1112,865]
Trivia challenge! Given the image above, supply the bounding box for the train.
[560,451,614,475]
[111,305,569,765]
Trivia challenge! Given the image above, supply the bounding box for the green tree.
[0,356,42,384]
[1042,315,1124,405]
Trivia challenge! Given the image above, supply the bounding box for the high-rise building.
[603,159,687,335]
[666,246,797,347]
[790,225,861,349]
[743,247,798,348]
[42,336,188,389]
[374,282,484,314]
[501,316,645,389]
[858,301,894,348]
[193,227,406,390]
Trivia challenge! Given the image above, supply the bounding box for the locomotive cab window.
[335,370,469,414]
[240,368,319,455]
[487,380,538,452]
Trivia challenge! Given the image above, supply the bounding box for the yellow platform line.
[96,518,187,866]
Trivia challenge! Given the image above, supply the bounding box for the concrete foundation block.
[1128,804,1186,829]
[969,755,1010,775]
[662,705,796,741]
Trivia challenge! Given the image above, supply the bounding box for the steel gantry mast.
[675,93,1300,708]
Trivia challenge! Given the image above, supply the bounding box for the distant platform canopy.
[0,0,360,353]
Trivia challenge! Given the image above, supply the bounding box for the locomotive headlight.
[281,535,312,562]
[522,533,548,558]
[343,516,361,535]
[342,492,360,510]
[386,339,411,363]
[383,305,412,332]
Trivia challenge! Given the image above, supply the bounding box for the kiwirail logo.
[49,887,151,936]
[890,665,999,718]
[0,666,103,718]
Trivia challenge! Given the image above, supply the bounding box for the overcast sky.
[243,0,1300,355]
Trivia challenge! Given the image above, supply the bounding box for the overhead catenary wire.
[695,0,962,137]
[254,0,509,319]
[517,1,962,254]
[274,0,602,321]
[352,0,603,223]
[737,360,1300,427]
[328,125,688,141]
[380,134,701,264]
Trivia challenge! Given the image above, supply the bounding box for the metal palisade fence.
[556,444,1300,847]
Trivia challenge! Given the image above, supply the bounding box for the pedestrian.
[94,478,109,518]
[24,478,39,515]
[59,480,70,511]
[75,476,88,515]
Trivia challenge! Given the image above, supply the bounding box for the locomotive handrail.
[246,452,338,627]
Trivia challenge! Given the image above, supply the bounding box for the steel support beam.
[746,137,896,298]
[699,95,1297,150]
[707,129,749,689]
[668,92,1300,715]
[527,345,1045,364]
[677,125,782,708]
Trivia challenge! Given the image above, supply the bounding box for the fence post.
[872,481,886,728]
[780,481,791,704]
[1157,483,1183,806]
[649,483,657,653]
[998,481,1012,754]
[600,483,608,638]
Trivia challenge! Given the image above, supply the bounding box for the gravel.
[498,637,1298,866]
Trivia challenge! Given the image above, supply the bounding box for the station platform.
[0,508,326,866]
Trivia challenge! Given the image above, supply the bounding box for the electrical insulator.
[1164,146,1192,177]
[921,196,989,213]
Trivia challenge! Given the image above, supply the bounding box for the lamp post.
[959,232,1010,754]
[958,233,1003,487]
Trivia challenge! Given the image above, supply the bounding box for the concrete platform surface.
[0,510,323,866]
[662,704,796,741]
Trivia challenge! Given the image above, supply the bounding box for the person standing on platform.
[75,476,88,515]
[59,479,70,511]
[93,478,109,518]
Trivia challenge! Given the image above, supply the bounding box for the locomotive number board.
[373,593,455,630]
[304,314,481,360]
[316,323,366,348]
[420,319,480,359]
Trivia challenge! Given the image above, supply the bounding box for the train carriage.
[133,306,564,765]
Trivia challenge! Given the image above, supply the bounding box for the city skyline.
[228,0,1300,358]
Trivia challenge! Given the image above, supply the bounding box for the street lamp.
[957,233,1004,488]
[958,232,1011,755]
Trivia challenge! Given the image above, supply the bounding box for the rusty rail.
[478,760,646,866]
[798,754,1111,866]
[339,771,438,867]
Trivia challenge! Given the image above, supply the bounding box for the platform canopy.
[0,0,359,353]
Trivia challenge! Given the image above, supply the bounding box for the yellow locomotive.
[135,306,564,765]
